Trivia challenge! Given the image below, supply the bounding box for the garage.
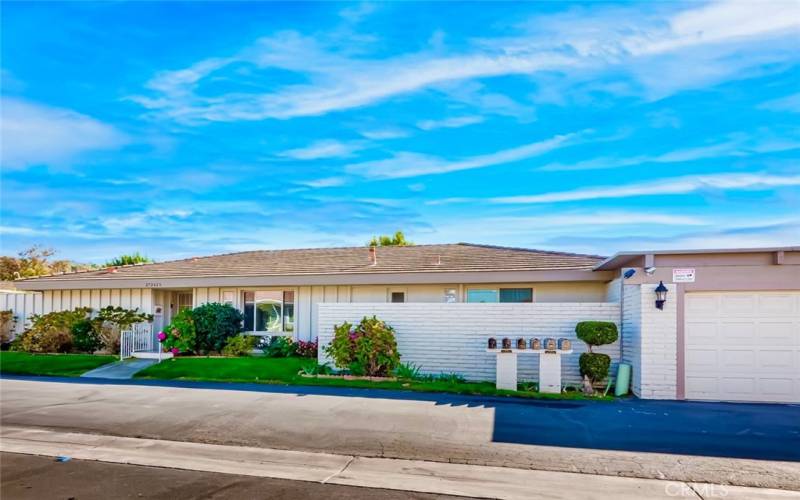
[685,291,800,403]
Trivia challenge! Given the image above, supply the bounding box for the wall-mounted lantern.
[655,281,669,310]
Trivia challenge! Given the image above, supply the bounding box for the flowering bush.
[324,316,400,377]
[161,309,195,355]
[295,339,318,358]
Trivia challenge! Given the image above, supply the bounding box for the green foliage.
[191,303,244,354]
[299,360,333,376]
[93,306,153,354]
[579,353,612,384]
[260,335,296,358]
[324,316,401,377]
[71,319,103,353]
[575,321,618,352]
[162,309,196,354]
[0,245,95,281]
[221,335,258,357]
[1,309,15,344]
[13,308,91,353]
[367,231,413,247]
[105,252,152,267]
[395,362,422,380]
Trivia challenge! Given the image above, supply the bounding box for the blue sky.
[1,1,799,263]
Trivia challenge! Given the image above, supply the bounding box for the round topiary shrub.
[579,353,611,384]
[575,321,618,350]
[190,303,243,354]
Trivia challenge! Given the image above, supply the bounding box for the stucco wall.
[317,303,620,384]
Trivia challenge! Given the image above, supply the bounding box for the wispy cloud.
[129,1,800,123]
[1,98,129,170]
[359,128,410,140]
[538,132,800,172]
[278,139,365,160]
[484,172,800,204]
[417,115,484,131]
[299,176,347,188]
[346,130,586,179]
[759,92,800,113]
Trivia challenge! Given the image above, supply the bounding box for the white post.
[496,352,518,391]
[539,352,562,393]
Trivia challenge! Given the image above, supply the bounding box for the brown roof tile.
[17,243,605,282]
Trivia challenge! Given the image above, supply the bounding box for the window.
[390,291,405,303]
[444,288,457,303]
[467,289,499,303]
[467,288,533,303]
[243,291,295,333]
[176,292,193,312]
[499,288,533,303]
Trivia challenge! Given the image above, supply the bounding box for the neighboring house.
[12,243,800,404]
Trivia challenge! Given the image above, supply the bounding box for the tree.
[367,231,413,247]
[105,252,152,267]
[0,246,90,280]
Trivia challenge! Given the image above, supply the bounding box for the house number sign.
[145,282,163,288]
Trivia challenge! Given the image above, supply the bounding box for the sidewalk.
[2,426,796,500]
[81,359,156,379]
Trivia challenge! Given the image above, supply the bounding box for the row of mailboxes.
[487,337,571,351]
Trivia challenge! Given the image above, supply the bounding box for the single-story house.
[11,243,800,404]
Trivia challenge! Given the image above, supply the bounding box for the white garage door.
[685,291,800,403]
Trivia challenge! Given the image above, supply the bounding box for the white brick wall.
[317,303,620,385]
[621,283,678,399]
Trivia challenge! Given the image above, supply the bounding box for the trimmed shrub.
[0,309,15,345]
[71,319,103,353]
[260,335,296,358]
[325,316,400,377]
[162,309,196,355]
[295,339,318,358]
[575,321,618,351]
[13,308,91,353]
[93,306,153,354]
[192,303,244,354]
[575,321,618,392]
[579,353,611,384]
[222,335,258,357]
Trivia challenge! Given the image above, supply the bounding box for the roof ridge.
[456,242,606,260]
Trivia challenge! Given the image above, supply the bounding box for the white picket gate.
[120,322,154,360]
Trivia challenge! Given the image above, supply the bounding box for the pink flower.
[157,331,167,342]
[171,347,179,355]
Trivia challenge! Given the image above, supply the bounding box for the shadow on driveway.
[3,374,799,462]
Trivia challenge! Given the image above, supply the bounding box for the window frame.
[241,287,297,336]
[466,287,535,303]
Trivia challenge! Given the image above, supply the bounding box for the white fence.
[318,303,621,385]
[120,323,154,360]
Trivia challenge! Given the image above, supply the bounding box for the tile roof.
[17,243,605,282]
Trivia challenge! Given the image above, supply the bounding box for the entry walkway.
[80,359,156,379]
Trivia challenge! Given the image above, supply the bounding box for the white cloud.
[359,128,410,140]
[487,172,800,204]
[339,2,377,24]
[129,1,800,123]
[300,176,347,188]
[278,139,364,160]
[346,131,585,179]
[759,92,800,113]
[1,98,129,170]
[538,133,800,172]
[417,115,484,130]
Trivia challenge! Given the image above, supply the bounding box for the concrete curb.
[2,426,797,500]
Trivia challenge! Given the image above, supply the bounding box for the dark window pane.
[244,303,254,331]
[391,292,405,303]
[499,288,533,303]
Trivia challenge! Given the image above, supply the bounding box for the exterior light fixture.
[655,281,668,310]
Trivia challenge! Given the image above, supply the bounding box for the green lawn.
[0,352,117,377]
[135,356,607,400]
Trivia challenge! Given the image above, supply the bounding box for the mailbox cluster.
[487,337,571,351]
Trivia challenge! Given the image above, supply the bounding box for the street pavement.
[1,376,799,491]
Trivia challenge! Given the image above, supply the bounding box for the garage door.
[685,291,800,403]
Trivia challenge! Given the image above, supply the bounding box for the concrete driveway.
[2,376,799,489]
